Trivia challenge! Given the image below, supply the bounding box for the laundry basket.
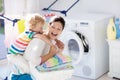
[29,63,74,80]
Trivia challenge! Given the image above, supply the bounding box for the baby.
[8,13,47,55]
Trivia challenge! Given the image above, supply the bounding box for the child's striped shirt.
[8,31,35,54]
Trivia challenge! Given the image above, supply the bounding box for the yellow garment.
[17,19,25,34]
[107,18,116,40]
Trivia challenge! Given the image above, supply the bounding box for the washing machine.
[59,13,113,79]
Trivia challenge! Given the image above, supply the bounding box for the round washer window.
[68,39,80,61]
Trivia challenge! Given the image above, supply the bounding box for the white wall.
[39,0,120,18]
[4,0,41,15]
[4,0,120,17]
[4,0,25,15]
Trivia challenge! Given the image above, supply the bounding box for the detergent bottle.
[107,18,116,40]
[115,18,120,39]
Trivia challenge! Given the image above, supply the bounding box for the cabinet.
[107,40,120,79]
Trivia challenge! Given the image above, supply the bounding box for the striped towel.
[41,54,72,68]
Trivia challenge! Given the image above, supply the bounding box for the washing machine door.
[60,31,84,65]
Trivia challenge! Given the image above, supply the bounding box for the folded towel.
[36,62,73,72]
[41,54,72,68]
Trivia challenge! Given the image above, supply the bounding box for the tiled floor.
[71,74,118,80]
[0,59,118,80]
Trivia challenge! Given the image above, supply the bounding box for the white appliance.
[107,40,120,79]
[59,13,113,79]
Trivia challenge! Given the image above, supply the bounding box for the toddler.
[8,13,46,55]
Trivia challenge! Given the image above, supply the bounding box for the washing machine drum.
[60,31,88,65]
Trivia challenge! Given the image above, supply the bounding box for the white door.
[60,31,86,65]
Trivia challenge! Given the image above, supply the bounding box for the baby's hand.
[33,34,42,38]
[34,34,53,46]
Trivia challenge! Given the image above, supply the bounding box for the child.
[8,13,46,55]
[8,13,64,55]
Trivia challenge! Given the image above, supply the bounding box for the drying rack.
[42,0,80,16]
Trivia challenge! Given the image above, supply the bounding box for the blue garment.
[11,74,32,80]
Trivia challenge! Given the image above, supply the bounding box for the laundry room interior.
[0,0,120,80]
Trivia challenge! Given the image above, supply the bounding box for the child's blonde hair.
[25,13,45,30]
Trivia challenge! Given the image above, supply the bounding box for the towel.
[36,62,73,72]
[42,54,72,68]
